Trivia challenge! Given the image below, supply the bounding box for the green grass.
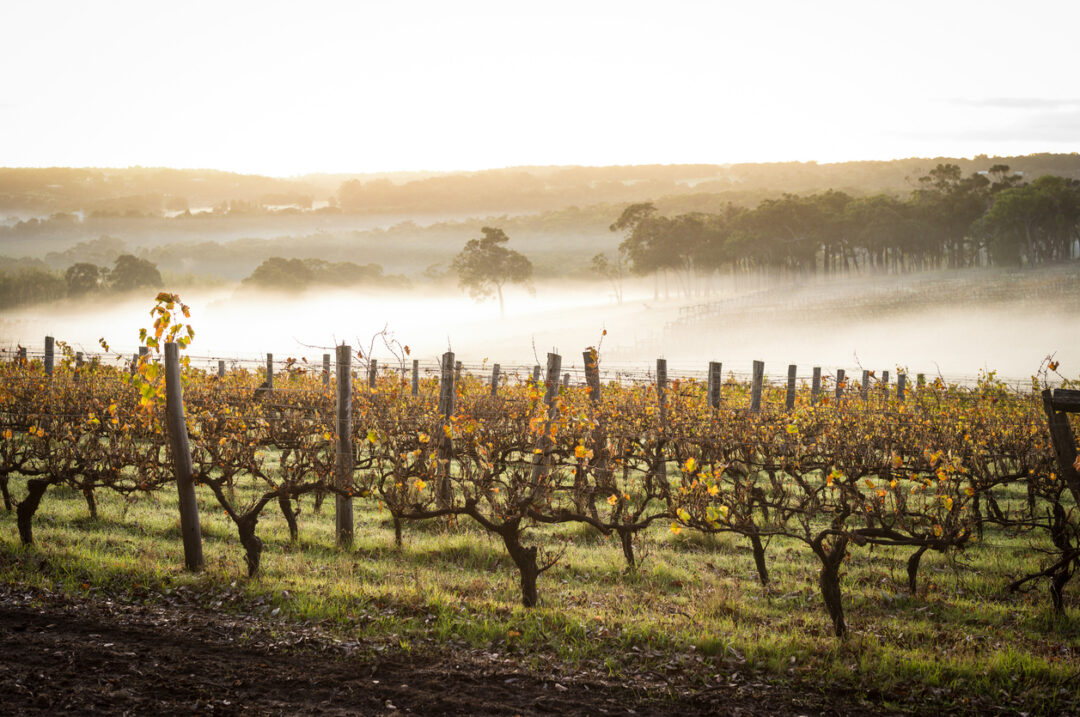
[2,476,1078,714]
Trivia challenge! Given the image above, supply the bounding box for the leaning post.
[164,342,204,571]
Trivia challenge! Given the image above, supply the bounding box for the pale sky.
[2,0,1078,176]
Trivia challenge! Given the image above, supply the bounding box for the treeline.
[609,165,1080,292]
[0,255,162,310]
[240,257,408,292]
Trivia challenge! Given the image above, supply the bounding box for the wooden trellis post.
[164,342,203,571]
[708,361,722,409]
[265,353,274,392]
[334,344,353,546]
[750,360,764,412]
[583,348,601,403]
[44,336,54,376]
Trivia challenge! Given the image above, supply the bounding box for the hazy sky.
[2,0,1078,175]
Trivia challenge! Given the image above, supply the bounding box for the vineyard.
[2,304,1079,714]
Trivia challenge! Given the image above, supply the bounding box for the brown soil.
[0,586,933,716]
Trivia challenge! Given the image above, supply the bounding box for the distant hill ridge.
[2,154,1078,215]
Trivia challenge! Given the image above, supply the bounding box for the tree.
[590,253,625,305]
[108,255,162,292]
[242,257,315,291]
[451,227,533,316]
[64,262,107,296]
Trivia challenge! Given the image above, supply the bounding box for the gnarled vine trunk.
[16,478,50,545]
[812,535,849,638]
[749,532,769,586]
[237,515,264,578]
[500,528,539,607]
[277,494,298,542]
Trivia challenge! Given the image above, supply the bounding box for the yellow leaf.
[669,521,682,535]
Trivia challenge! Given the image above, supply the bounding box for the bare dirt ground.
[0,586,929,716]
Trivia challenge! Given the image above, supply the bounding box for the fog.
[3,271,1076,386]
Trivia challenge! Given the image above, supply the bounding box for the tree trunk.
[749,532,769,586]
[1,475,12,511]
[393,514,403,549]
[16,478,49,546]
[500,529,539,607]
[907,545,929,594]
[278,494,298,542]
[497,284,505,317]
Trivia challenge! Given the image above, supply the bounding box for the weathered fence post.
[164,342,204,571]
[75,352,84,381]
[530,353,562,485]
[835,369,846,404]
[437,351,456,507]
[532,365,541,384]
[218,359,226,379]
[368,358,377,389]
[786,364,797,411]
[897,372,907,401]
[44,336,54,376]
[454,360,463,384]
[411,359,419,396]
[860,370,870,401]
[1042,389,1080,506]
[811,367,822,405]
[562,372,570,387]
[491,363,501,397]
[265,353,274,392]
[881,370,890,401]
[323,353,331,389]
[708,361,722,409]
[750,360,765,412]
[334,344,353,546]
[583,348,601,403]
[656,358,668,424]
[17,347,26,366]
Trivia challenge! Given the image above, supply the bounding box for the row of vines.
[1,335,1077,639]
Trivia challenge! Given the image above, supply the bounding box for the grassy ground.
[2,476,1078,715]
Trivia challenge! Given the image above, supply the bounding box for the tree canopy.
[451,227,533,316]
[241,257,407,291]
[609,165,1079,296]
[109,254,162,292]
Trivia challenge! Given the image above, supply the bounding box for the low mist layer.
[2,268,1076,385]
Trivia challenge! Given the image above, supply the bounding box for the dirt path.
[0,587,899,716]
